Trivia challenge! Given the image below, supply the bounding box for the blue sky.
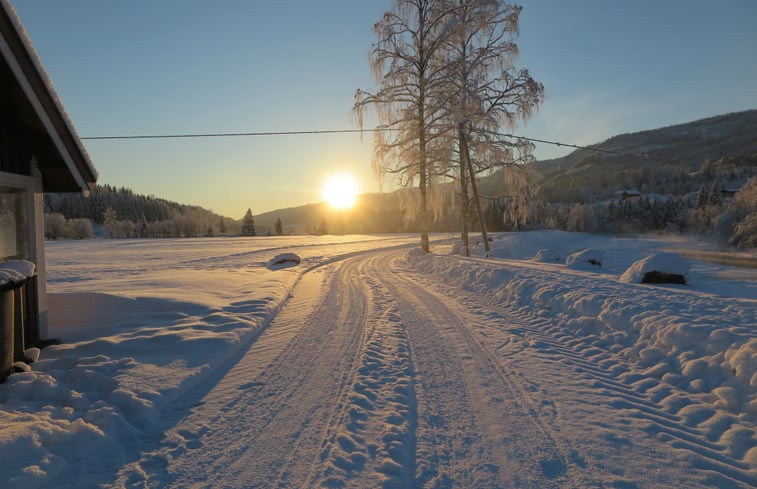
[12,0,757,218]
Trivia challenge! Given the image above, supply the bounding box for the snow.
[267,252,301,268]
[565,248,605,270]
[0,232,755,487]
[619,252,691,283]
[0,260,36,287]
[532,248,562,262]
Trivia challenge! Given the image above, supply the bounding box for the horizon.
[11,0,757,217]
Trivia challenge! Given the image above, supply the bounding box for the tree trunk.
[418,74,430,253]
[457,127,470,257]
[459,129,490,256]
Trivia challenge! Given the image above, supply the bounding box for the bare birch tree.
[444,0,544,255]
[354,0,455,253]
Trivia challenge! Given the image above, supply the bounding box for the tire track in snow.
[309,254,417,488]
[110,257,372,488]
[376,252,583,488]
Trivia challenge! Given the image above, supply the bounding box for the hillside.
[534,110,757,202]
[255,192,414,235]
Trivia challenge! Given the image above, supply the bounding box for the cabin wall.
[0,164,47,340]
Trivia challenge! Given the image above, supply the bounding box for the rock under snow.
[619,252,690,284]
[565,249,604,270]
[267,253,301,268]
[533,249,562,263]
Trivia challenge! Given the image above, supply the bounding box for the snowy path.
[104,246,755,488]
[378,254,576,487]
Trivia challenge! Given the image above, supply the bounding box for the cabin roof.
[0,0,97,192]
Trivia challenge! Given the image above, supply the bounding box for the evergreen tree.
[695,185,710,208]
[708,181,724,206]
[317,217,328,235]
[241,209,256,236]
[275,218,283,235]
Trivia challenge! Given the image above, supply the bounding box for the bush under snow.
[565,248,604,270]
[532,249,562,263]
[619,252,690,284]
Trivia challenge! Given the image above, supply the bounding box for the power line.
[81,127,704,166]
[80,128,381,140]
[483,130,703,166]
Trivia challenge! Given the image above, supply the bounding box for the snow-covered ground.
[0,232,755,488]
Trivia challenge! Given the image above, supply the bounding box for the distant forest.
[44,184,242,239]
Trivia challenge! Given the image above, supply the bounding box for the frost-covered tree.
[67,218,93,240]
[695,184,710,208]
[241,209,256,236]
[355,0,455,253]
[708,181,723,207]
[443,0,543,255]
[44,213,68,240]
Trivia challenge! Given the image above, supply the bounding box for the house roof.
[0,0,97,193]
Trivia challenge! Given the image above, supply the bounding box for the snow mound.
[565,249,604,270]
[267,253,301,268]
[533,249,562,263]
[408,247,428,257]
[619,253,690,284]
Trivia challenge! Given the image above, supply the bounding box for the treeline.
[44,184,241,239]
[538,154,756,204]
[481,172,756,249]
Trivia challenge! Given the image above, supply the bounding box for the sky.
[10,0,757,218]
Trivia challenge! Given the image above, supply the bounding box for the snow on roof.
[0,0,97,191]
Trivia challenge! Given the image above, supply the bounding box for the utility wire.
[80,128,381,140]
[484,130,702,166]
[81,127,704,166]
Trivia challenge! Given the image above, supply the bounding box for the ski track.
[106,246,755,488]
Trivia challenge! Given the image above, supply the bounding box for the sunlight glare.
[321,172,360,210]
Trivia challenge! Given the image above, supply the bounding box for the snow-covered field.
[0,231,755,488]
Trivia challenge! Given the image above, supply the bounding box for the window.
[0,185,30,261]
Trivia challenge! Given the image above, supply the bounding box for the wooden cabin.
[1,0,97,379]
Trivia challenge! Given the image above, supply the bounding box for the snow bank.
[403,236,757,425]
[532,249,562,263]
[619,252,690,284]
[565,248,604,270]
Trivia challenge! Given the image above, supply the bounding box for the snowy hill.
[535,109,757,202]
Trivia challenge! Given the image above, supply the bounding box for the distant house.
[1,1,97,378]
[615,189,641,201]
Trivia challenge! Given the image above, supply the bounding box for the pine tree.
[241,209,256,236]
[317,217,328,235]
[708,181,723,206]
[275,218,283,235]
[695,184,710,208]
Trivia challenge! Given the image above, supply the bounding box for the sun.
[321,172,360,210]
